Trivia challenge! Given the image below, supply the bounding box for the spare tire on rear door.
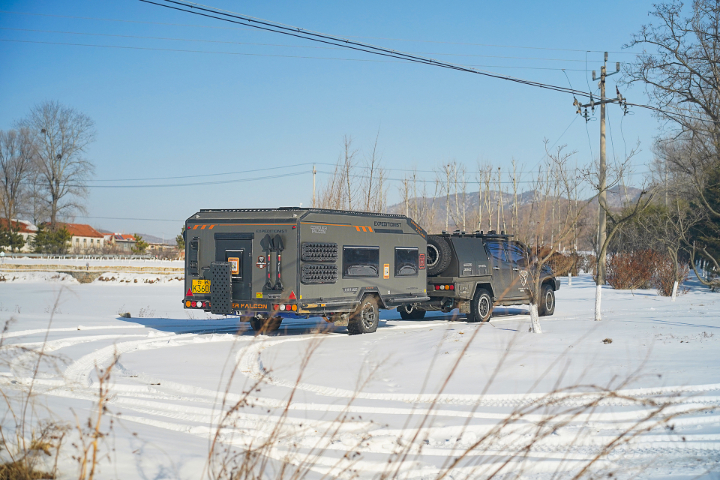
[426,235,452,276]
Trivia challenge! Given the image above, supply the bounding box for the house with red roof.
[0,218,38,252]
[104,233,136,253]
[54,222,106,253]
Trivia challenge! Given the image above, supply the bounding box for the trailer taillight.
[185,301,191,308]
[191,301,197,307]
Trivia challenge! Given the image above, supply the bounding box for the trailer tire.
[469,288,493,322]
[538,284,555,317]
[348,296,379,335]
[249,316,283,335]
[427,236,452,276]
[397,305,426,320]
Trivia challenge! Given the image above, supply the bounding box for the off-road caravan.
[183,208,429,334]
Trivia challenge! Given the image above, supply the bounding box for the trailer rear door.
[215,233,253,300]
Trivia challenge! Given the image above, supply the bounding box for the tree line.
[0,100,95,252]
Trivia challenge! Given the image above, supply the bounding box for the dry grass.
[201,322,713,480]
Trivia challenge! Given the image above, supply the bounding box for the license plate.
[192,279,211,294]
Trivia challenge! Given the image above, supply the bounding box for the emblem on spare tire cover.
[520,270,528,286]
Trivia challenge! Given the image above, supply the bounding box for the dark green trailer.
[183,207,429,334]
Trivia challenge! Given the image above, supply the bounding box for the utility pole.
[312,164,316,208]
[573,52,627,286]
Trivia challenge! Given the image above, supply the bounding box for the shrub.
[606,250,661,290]
[653,256,690,296]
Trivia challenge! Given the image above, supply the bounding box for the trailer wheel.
[348,296,379,335]
[427,236,452,276]
[538,284,555,317]
[469,288,493,322]
[397,305,426,320]
[249,316,283,335]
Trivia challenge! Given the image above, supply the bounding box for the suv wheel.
[538,284,555,316]
[348,296,379,335]
[249,316,283,335]
[427,236,452,276]
[469,288,493,322]
[397,305,426,320]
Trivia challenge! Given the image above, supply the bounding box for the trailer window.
[395,247,419,276]
[343,246,380,278]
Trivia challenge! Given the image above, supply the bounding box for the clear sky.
[1,0,662,238]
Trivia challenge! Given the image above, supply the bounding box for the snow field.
[0,274,719,478]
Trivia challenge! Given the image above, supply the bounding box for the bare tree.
[18,101,95,227]
[0,128,36,222]
[525,144,592,333]
[588,151,657,320]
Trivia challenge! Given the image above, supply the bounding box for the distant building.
[56,223,105,253]
[106,233,137,253]
[0,218,38,252]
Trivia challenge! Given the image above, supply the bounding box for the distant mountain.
[387,186,643,220]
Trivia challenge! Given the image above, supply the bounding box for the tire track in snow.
[238,334,720,407]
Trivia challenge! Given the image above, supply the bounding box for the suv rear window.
[395,247,419,276]
[343,246,380,278]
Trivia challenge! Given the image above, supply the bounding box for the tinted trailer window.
[343,246,380,278]
[395,247,419,276]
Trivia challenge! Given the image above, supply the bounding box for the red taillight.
[191,301,197,307]
[449,285,455,290]
[434,285,440,290]
[273,304,279,311]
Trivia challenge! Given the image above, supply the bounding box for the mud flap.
[210,262,232,315]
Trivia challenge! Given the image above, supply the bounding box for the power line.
[0,38,591,72]
[21,170,310,189]
[139,0,594,98]
[0,10,639,55]
[89,162,316,182]
[75,215,184,222]
[0,27,606,63]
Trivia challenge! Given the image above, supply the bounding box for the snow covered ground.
[0,257,183,268]
[1,274,719,479]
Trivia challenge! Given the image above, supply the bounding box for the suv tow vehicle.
[398,231,560,322]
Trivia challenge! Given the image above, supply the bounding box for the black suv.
[398,231,560,322]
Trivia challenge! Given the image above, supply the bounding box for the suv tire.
[348,296,379,335]
[427,236,452,276]
[397,305,427,320]
[538,284,555,316]
[249,316,283,335]
[469,288,493,322]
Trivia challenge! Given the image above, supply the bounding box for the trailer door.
[215,233,253,300]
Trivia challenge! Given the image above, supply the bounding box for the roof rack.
[437,230,514,238]
[196,207,407,219]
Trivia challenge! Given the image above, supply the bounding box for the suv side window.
[343,246,380,278]
[506,242,528,267]
[485,241,508,262]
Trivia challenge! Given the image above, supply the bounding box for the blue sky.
[1,0,662,238]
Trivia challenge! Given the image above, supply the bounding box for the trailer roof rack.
[434,230,514,239]
[197,207,407,219]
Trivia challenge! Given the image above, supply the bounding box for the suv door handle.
[513,268,519,271]
[493,266,500,270]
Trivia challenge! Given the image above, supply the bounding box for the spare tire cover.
[426,235,452,276]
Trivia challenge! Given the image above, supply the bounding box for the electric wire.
[138,0,594,97]
[0,38,591,71]
[0,10,639,54]
[0,27,602,63]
